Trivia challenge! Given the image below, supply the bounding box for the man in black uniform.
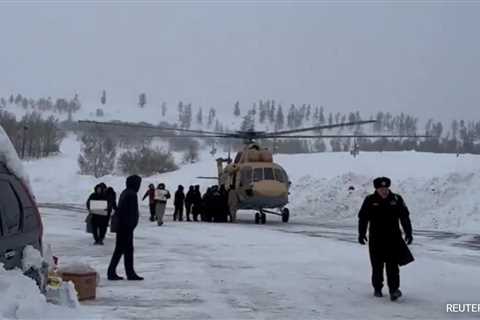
[192,185,202,222]
[185,185,195,222]
[107,175,143,281]
[174,185,185,221]
[358,177,414,301]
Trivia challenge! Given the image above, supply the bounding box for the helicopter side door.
[236,166,252,202]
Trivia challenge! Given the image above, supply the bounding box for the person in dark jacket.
[358,177,414,301]
[142,184,156,222]
[106,187,117,215]
[218,184,229,222]
[202,187,214,222]
[192,185,202,221]
[105,186,117,233]
[174,185,185,221]
[185,186,195,222]
[86,183,109,245]
[107,175,143,281]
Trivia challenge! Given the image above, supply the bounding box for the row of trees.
[0,110,65,158]
[0,93,82,117]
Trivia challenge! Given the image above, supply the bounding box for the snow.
[11,133,480,319]
[40,207,480,320]
[59,262,96,274]
[0,125,31,188]
[0,266,85,320]
[21,246,44,273]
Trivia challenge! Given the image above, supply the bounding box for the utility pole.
[21,125,28,159]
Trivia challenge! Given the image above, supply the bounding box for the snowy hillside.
[24,135,480,233]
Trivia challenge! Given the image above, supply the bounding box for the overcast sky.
[0,1,479,121]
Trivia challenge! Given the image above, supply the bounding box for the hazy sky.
[0,1,479,121]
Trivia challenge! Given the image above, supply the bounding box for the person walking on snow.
[155,183,170,226]
[358,176,414,301]
[174,185,185,221]
[86,183,109,245]
[142,184,156,222]
[107,175,144,281]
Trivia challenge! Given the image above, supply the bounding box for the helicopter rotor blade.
[78,120,235,136]
[259,120,376,137]
[259,134,431,139]
[142,134,239,139]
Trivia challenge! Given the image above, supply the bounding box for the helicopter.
[79,119,428,224]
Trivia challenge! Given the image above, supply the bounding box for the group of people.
[86,174,414,302]
[85,183,117,245]
[142,183,231,224]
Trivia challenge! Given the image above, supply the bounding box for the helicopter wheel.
[281,208,290,223]
[254,212,260,224]
[260,213,266,224]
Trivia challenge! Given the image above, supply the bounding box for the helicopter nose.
[253,181,288,198]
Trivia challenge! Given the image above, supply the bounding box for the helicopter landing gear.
[281,208,290,223]
[255,212,267,224]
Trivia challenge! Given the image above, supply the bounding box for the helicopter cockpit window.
[274,168,286,183]
[264,167,274,180]
[240,166,252,186]
[253,168,263,182]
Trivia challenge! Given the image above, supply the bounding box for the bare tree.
[78,131,117,178]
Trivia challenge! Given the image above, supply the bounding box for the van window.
[274,168,286,183]
[253,168,263,182]
[264,168,274,180]
[0,180,22,233]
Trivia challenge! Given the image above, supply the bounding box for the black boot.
[374,289,383,297]
[127,274,144,281]
[390,289,402,301]
[107,273,124,281]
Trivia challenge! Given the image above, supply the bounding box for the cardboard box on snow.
[61,271,97,301]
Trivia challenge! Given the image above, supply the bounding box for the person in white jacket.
[155,183,170,226]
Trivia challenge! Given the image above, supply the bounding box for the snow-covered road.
[42,207,480,320]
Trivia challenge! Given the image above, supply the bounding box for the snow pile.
[0,125,30,188]
[59,262,96,274]
[0,266,84,320]
[289,171,480,232]
[21,246,45,272]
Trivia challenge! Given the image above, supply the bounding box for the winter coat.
[106,187,117,216]
[174,190,185,207]
[116,175,142,233]
[185,189,195,205]
[86,184,108,212]
[358,191,414,266]
[192,190,202,205]
[142,189,156,204]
